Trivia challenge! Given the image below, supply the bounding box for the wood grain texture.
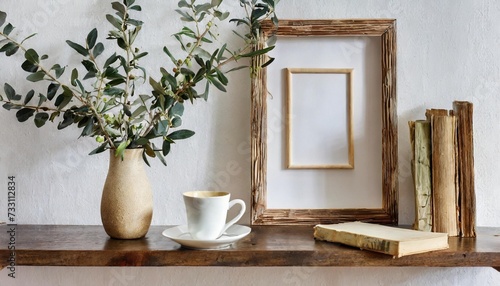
[0,225,499,269]
[453,101,476,238]
[410,120,433,232]
[251,19,398,225]
[431,115,459,236]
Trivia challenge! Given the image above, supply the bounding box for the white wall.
[0,0,499,285]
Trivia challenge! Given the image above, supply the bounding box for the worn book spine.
[410,120,433,232]
[452,101,476,238]
[425,109,449,120]
[313,226,399,257]
[430,114,459,236]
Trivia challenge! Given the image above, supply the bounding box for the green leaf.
[0,11,6,27]
[239,46,275,58]
[175,9,195,22]
[134,137,149,146]
[129,26,142,46]
[156,120,169,136]
[154,149,167,166]
[3,23,14,35]
[51,64,66,79]
[103,53,118,68]
[107,78,126,86]
[163,46,177,65]
[16,108,35,122]
[81,60,98,73]
[24,90,35,104]
[261,57,275,68]
[86,28,98,49]
[127,19,143,26]
[66,40,89,56]
[207,76,226,92]
[57,110,76,130]
[124,0,136,7]
[178,1,190,8]
[226,65,248,73]
[194,3,212,14]
[169,103,184,117]
[71,68,78,86]
[134,51,148,60]
[37,94,47,107]
[34,112,49,128]
[229,18,250,26]
[5,45,19,56]
[89,143,108,155]
[149,77,165,95]
[171,116,182,128]
[106,14,123,30]
[111,2,126,15]
[168,129,195,140]
[80,117,94,137]
[49,111,60,122]
[55,87,73,110]
[2,102,17,110]
[41,54,49,60]
[103,87,124,96]
[24,48,39,64]
[83,71,96,80]
[21,60,38,73]
[251,7,267,22]
[26,71,45,82]
[164,72,177,89]
[217,44,227,62]
[0,42,16,53]
[263,0,276,8]
[131,105,146,118]
[20,33,37,45]
[214,10,229,21]
[129,5,142,11]
[4,83,15,100]
[215,68,228,85]
[142,150,151,167]
[92,42,104,58]
[115,141,130,158]
[211,0,222,7]
[123,105,132,116]
[47,83,60,100]
[144,143,156,157]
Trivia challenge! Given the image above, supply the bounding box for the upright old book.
[314,222,449,258]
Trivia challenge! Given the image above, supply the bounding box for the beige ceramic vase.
[101,149,153,239]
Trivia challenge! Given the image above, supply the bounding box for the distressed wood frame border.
[285,68,354,169]
[251,19,398,225]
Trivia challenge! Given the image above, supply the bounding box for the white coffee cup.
[183,191,246,240]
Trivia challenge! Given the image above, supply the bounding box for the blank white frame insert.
[285,68,354,169]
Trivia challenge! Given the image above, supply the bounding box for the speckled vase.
[100,149,153,239]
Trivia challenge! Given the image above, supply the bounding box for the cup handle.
[221,199,246,235]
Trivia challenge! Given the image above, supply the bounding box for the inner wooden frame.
[251,19,398,225]
[285,68,354,169]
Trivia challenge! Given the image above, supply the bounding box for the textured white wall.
[0,0,499,285]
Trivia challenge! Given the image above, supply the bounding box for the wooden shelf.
[1,225,499,270]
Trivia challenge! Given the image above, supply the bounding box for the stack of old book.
[408,101,476,237]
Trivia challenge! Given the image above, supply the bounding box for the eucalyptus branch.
[0,32,87,104]
[0,0,279,164]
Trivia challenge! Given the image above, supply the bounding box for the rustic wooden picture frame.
[285,68,354,169]
[251,19,398,225]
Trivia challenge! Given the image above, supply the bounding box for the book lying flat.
[314,222,449,258]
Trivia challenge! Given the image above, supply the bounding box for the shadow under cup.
[183,191,246,240]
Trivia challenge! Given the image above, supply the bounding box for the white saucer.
[162,224,251,249]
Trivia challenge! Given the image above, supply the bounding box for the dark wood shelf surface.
[1,225,499,269]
